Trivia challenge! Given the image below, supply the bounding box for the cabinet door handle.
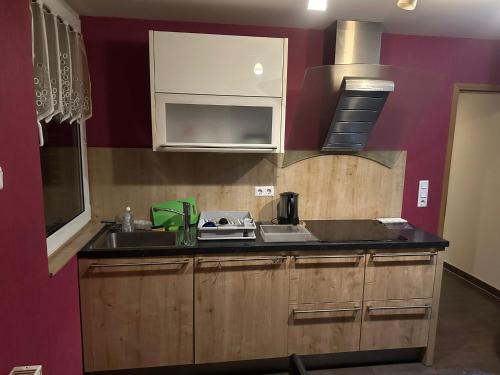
[89,260,190,268]
[370,251,437,259]
[196,256,286,265]
[367,304,431,312]
[294,255,363,261]
[293,307,361,315]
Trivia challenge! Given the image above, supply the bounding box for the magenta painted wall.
[82,15,500,235]
[82,17,324,148]
[1,6,497,372]
[0,2,83,374]
[380,34,500,232]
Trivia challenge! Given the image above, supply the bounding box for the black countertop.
[78,220,449,259]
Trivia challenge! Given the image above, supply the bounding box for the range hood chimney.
[320,21,395,152]
[333,20,382,65]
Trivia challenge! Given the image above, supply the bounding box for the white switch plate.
[255,186,274,197]
[0,167,3,190]
[417,180,429,207]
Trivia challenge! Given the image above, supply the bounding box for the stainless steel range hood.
[318,20,395,152]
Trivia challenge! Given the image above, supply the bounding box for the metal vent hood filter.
[323,77,394,151]
[319,21,395,152]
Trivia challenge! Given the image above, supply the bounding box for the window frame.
[45,121,91,256]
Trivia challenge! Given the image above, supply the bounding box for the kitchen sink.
[90,231,179,250]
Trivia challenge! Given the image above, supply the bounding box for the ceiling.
[65,0,500,40]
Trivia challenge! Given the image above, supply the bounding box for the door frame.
[438,83,500,236]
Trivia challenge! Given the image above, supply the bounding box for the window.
[30,0,91,256]
[40,120,90,255]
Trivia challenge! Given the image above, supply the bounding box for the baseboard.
[85,348,423,375]
[444,262,500,299]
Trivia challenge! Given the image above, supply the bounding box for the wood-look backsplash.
[88,148,406,221]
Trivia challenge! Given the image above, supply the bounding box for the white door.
[443,91,500,290]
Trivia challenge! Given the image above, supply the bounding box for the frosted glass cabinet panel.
[152,31,285,97]
[154,93,282,152]
[166,105,273,145]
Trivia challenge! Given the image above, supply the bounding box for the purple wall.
[82,17,324,148]
[1,7,497,373]
[83,16,500,235]
[380,34,500,232]
[0,2,83,374]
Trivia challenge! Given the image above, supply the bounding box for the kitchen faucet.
[152,202,193,246]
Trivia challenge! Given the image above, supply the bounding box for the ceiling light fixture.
[397,0,418,10]
[308,0,327,11]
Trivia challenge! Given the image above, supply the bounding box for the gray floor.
[277,270,500,375]
[433,270,500,373]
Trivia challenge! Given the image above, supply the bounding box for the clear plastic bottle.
[122,206,135,232]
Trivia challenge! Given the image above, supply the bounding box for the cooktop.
[304,219,407,242]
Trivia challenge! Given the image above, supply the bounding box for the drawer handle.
[370,251,437,259]
[294,255,363,261]
[159,143,278,150]
[293,307,361,315]
[367,304,432,312]
[197,256,286,265]
[89,260,190,268]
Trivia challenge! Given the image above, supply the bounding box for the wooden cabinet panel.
[290,252,365,304]
[360,298,432,350]
[364,249,437,301]
[194,254,289,363]
[79,257,194,372]
[288,302,362,355]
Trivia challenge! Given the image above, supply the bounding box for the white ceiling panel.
[65,0,500,39]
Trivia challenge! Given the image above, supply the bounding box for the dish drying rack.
[197,211,256,240]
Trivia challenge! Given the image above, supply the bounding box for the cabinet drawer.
[79,257,194,372]
[290,252,365,304]
[364,249,437,301]
[194,254,289,363]
[360,298,432,350]
[288,302,362,355]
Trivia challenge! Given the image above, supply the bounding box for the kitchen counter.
[78,220,449,258]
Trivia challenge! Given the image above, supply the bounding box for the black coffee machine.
[278,192,299,225]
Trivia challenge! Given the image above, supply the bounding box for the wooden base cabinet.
[362,250,437,352]
[79,257,194,372]
[288,302,362,355]
[194,255,289,363]
[360,298,433,350]
[78,248,444,371]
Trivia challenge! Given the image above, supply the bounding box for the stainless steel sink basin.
[90,231,178,250]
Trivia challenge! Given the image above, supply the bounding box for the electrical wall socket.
[255,186,274,197]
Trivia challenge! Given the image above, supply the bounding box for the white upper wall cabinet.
[149,31,288,153]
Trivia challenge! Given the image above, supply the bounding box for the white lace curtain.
[30,0,91,143]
